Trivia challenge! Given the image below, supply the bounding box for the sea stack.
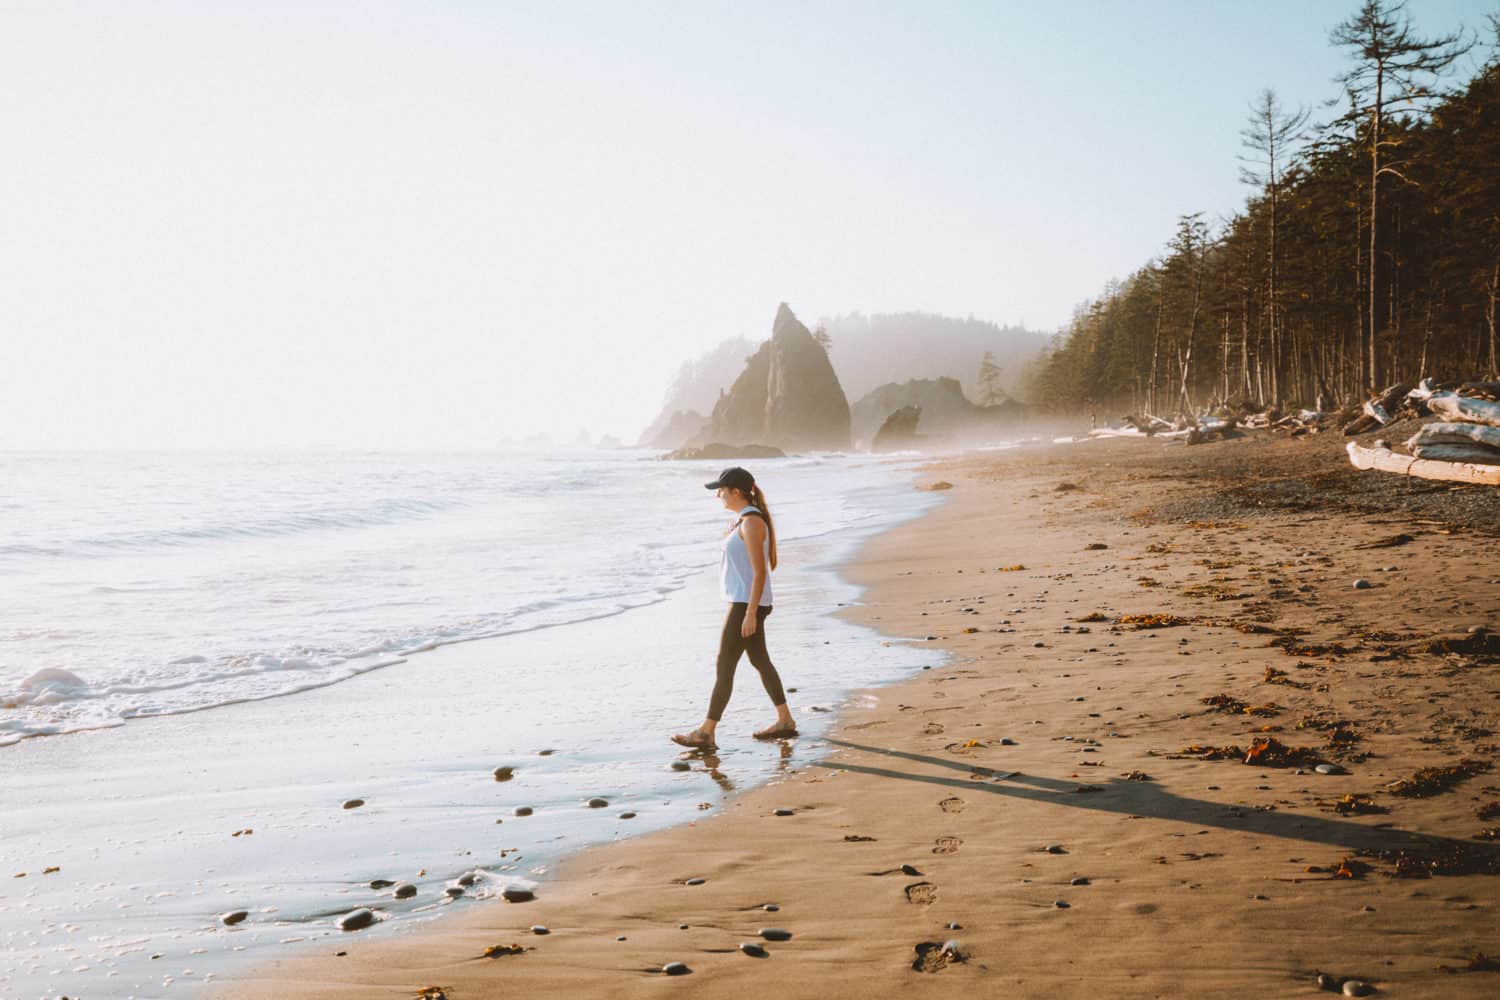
[700,303,851,452]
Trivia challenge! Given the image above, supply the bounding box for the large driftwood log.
[1424,391,1500,428]
[1406,421,1500,451]
[1346,441,1500,485]
[1409,444,1500,465]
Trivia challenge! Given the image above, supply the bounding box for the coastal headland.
[220,432,1500,999]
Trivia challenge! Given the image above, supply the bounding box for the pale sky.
[1,0,1489,449]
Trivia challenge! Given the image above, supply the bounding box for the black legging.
[707,602,787,721]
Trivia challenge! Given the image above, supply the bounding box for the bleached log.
[1425,391,1500,428]
[1406,422,1500,451]
[1410,444,1500,465]
[1089,427,1147,439]
[1346,441,1500,485]
[1362,400,1392,425]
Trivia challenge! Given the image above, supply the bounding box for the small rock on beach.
[663,961,691,975]
[759,927,793,941]
[219,910,249,927]
[338,908,376,931]
[502,887,536,903]
[393,883,417,899]
[342,799,364,809]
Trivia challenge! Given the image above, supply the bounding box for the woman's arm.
[740,516,768,637]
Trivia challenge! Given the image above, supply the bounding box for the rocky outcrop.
[695,304,851,451]
[638,409,709,450]
[661,443,787,461]
[872,405,924,452]
[851,377,1026,447]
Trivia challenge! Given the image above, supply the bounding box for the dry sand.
[217,435,1500,999]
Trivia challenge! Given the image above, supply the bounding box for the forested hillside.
[1026,2,1499,416]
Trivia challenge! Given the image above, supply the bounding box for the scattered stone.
[502,887,535,903]
[1316,764,1348,776]
[514,806,534,816]
[1352,579,1372,590]
[759,927,793,941]
[369,879,395,889]
[531,925,550,935]
[1000,737,1016,746]
[946,921,962,930]
[763,903,780,912]
[774,808,795,816]
[663,961,691,975]
[901,864,923,876]
[342,799,365,810]
[686,877,706,886]
[219,910,249,927]
[586,798,609,808]
[670,761,691,772]
[1342,981,1374,997]
[619,811,637,819]
[1043,844,1066,854]
[1070,877,1090,886]
[1317,972,1339,990]
[739,942,769,957]
[538,749,556,756]
[444,886,464,898]
[493,766,514,782]
[393,883,417,899]
[457,872,480,887]
[338,908,376,931]
[1054,899,1070,909]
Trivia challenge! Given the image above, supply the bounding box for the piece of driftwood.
[1424,391,1500,429]
[1409,443,1500,465]
[1346,441,1500,485]
[1406,421,1500,451]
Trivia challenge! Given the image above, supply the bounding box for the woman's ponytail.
[750,484,778,570]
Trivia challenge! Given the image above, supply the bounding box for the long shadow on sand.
[816,738,1499,868]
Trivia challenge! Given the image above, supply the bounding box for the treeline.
[1026,1,1499,417]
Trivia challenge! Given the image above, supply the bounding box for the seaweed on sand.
[1386,759,1492,798]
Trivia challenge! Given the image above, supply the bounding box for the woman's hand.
[740,614,758,639]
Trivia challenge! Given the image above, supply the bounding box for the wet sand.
[218,434,1500,999]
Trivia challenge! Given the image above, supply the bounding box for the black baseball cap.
[704,466,754,492]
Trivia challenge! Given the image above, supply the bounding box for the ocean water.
[0,449,948,997]
[0,450,926,747]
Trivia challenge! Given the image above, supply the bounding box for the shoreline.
[0,459,941,1000]
[216,433,1500,999]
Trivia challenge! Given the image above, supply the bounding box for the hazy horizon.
[2,0,1489,450]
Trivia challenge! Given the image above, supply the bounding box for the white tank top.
[720,505,773,605]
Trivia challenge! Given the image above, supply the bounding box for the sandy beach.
[215,433,1500,999]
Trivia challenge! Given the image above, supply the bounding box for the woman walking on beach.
[672,466,797,750]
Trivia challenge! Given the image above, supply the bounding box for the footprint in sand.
[932,836,963,855]
[905,881,938,904]
[924,722,945,735]
[938,797,965,814]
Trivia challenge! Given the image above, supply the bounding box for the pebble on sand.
[763,904,780,912]
[774,808,795,816]
[1054,899,1071,909]
[670,761,691,771]
[493,766,515,782]
[531,925,550,935]
[1315,763,1348,775]
[1043,844,1067,854]
[619,811,637,819]
[1070,877,1090,886]
[393,883,417,899]
[369,879,395,889]
[685,877,706,885]
[515,806,534,816]
[900,864,923,876]
[740,942,769,957]
[502,887,536,903]
[457,872,480,887]
[219,910,249,927]
[342,799,365,809]
[1342,981,1374,997]
[759,928,793,941]
[1352,579,1372,590]
[586,798,609,808]
[338,908,376,931]
[663,961,691,975]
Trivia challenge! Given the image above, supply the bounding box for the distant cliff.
[850,377,1025,447]
[637,335,756,448]
[821,312,1047,402]
[696,304,851,452]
